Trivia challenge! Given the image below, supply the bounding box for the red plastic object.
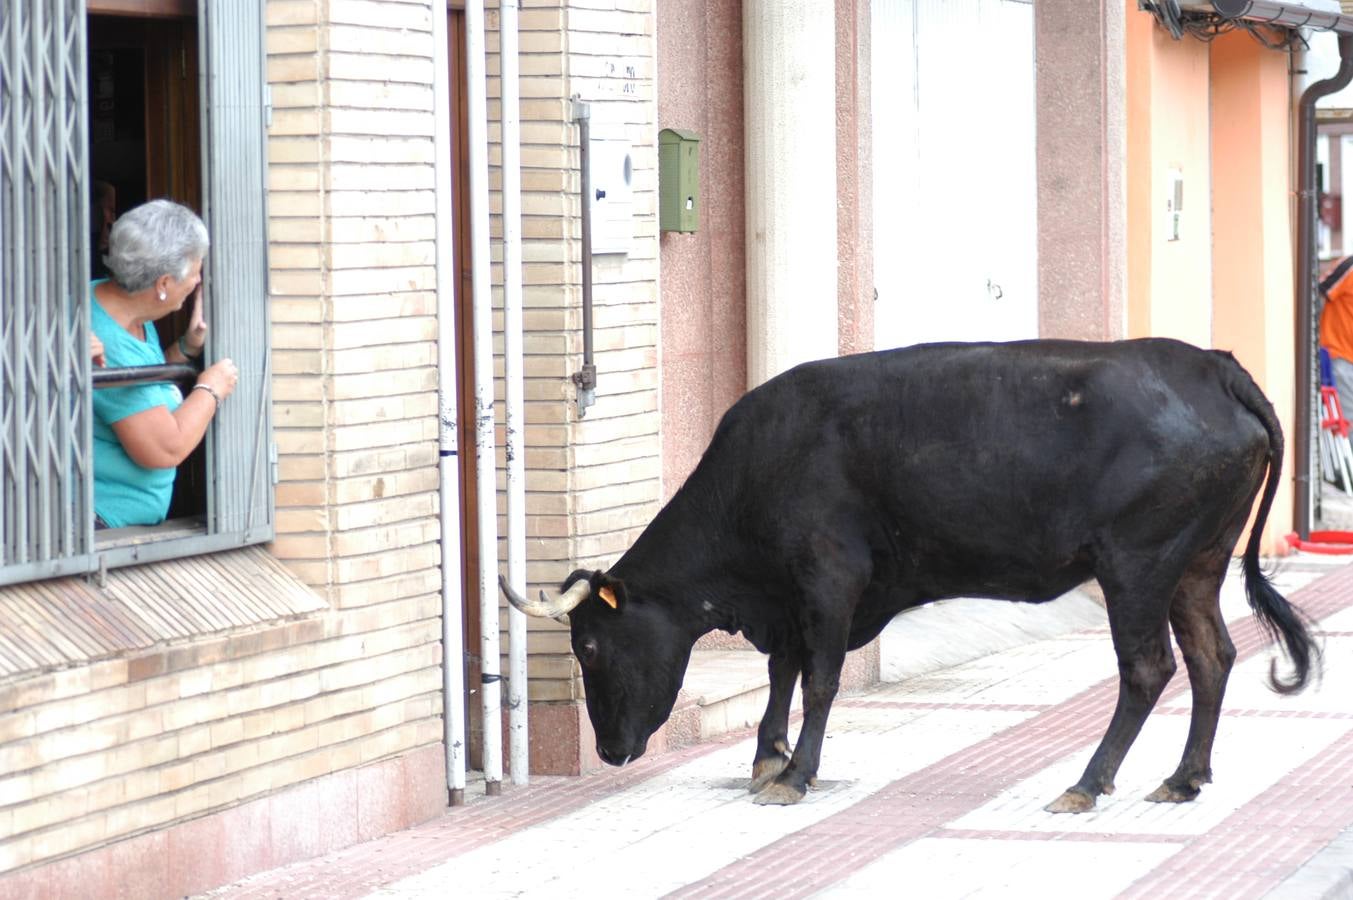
[1321,386,1351,437]
[1285,530,1353,554]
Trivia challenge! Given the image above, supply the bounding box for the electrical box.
[589,137,634,255]
[659,129,700,233]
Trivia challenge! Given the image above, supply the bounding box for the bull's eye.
[576,637,600,668]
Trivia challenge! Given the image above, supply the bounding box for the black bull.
[501,338,1318,809]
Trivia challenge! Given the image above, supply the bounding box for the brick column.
[1035,0,1128,341]
[836,0,873,357]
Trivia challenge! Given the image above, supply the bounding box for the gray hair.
[104,199,209,293]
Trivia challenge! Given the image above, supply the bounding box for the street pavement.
[203,554,1353,900]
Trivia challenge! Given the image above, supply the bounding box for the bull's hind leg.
[1046,562,1180,814]
[749,650,800,793]
[1147,550,1236,804]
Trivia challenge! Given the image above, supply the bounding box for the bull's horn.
[498,574,590,620]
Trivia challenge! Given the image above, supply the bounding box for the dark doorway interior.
[88,4,206,523]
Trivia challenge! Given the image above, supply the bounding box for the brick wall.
[271,0,666,735]
[266,0,448,765]
[502,0,664,704]
[0,615,443,876]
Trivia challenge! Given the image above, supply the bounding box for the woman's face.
[159,257,203,314]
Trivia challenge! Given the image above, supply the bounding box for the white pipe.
[466,0,503,795]
[501,0,529,786]
[432,0,466,807]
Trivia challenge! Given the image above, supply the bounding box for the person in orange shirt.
[1320,256,1353,415]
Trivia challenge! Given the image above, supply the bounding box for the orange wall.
[1126,4,1213,346]
[1127,4,1297,550]
[1209,31,1297,552]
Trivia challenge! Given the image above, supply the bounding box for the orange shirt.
[1321,259,1353,364]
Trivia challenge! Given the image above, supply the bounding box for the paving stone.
[199,560,1353,900]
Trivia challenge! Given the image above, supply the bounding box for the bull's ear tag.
[599,586,618,609]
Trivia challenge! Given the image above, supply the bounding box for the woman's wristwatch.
[177,335,204,359]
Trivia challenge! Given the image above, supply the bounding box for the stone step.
[879,587,1109,682]
[679,648,786,743]
[637,648,780,761]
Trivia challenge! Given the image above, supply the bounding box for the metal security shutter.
[200,0,272,543]
[0,1,95,587]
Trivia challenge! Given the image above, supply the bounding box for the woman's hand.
[90,334,105,367]
[183,285,208,356]
[197,358,239,404]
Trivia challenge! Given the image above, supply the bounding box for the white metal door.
[871,0,1037,348]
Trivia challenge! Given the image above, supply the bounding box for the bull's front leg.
[753,536,867,806]
[754,635,847,806]
[749,650,800,793]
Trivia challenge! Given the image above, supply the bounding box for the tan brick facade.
[264,0,449,799]
[1,0,667,887]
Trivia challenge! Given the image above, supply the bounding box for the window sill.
[0,545,326,684]
[95,516,206,550]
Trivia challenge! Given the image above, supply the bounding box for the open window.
[0,0,272,587]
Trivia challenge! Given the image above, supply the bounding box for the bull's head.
[499,569,691,766]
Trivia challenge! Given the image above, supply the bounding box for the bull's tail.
[1226,357,1319,694]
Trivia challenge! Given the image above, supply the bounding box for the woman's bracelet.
[177,335,203,359]
[191,383,221,409]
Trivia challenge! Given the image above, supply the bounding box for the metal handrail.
[91,364,198,390]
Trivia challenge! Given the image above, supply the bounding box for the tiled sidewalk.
[203,558,1353,900]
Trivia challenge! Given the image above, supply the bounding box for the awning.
[1177,0,1353,34]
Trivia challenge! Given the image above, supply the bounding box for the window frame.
[0,0,273,588]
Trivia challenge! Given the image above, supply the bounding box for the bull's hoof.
[752,781,806,806]
[1145,781,1200,804]
[1044,789,1096,814]
[748,755,790,794]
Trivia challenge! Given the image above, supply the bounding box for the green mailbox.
[659,128,700,233]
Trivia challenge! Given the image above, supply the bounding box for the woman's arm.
[109,358,239,469]
[111,391,216,469]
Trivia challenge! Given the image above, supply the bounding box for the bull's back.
[723,339,1270,599]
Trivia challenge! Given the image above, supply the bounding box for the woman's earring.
[158,291,167,301]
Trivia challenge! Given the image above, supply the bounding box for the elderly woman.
[91,199,239,528]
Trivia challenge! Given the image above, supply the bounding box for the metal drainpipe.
[1296,34,1353,539]
[500,0,529,787]
[432,0,467,807]
[466,0,503,797]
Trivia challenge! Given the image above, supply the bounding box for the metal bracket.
[572,364,597,417]
[572,364,597,392]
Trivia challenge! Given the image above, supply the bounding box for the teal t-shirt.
[91,280,183,527]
